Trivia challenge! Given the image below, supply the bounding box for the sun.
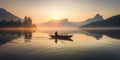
[49,11,62,20]
[51,14,60,19]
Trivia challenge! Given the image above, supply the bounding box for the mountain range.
[39,18,77,28]
[39,14,104,27]
[0,8,119,28]
[81,15,120,28]
[72,14,104,26]
[0,8,22,21]
[39,14,120,28]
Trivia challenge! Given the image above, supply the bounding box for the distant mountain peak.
[81,14,120,28]
[94,14,103,20]
[0,8,8,13]
[39,18,77,27]
[87,13,103,21]
[50,18,69,23]
[74,13,104,26]
[95,13,101,17]
[60,18,69,23]
[0,8,22,21]
[0,8,6,11]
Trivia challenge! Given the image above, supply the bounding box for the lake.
[0,28,120,60]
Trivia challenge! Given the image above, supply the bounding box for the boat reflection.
[50,38,73,44]
[49,31,73,44]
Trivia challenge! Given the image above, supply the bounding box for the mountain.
[81,14,120,28]
[38,14,104,28]
[39,18,77,28]
[72,14,104,26]
[84,14,104,24]
[0,8,22,21]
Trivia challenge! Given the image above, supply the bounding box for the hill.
[39,18,77,28]
[72,14,104,26]
[81,15,120,28]
[0,8,22,21]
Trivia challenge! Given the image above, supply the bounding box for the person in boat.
[55,31,58,36]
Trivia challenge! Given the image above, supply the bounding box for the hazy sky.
[0,0,120,23]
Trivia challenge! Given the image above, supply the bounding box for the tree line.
[0,16,36,28]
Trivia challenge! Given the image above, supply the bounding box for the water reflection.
[0,30,33,45]
[78,30,103,40]
[0,29,120,60]
[0,29,120,45]
[38,29,120,40]
[24,31,32,43]
[82,29,120,40]
[50,38,73,44]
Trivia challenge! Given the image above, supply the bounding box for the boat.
[49,35,73,39]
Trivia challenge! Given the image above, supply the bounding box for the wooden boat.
[49,35,73,39]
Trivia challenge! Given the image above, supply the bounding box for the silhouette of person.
[55,31,58,36]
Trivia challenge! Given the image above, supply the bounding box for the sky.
[0,0,120,23]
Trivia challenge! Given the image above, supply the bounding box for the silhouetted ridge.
[39,18,77,27]
[0,8,7,12]
[81,14,120,28]
[0,8,22,21]
[72,14,104,26]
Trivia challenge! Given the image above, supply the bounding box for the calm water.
[0,29,120,60]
